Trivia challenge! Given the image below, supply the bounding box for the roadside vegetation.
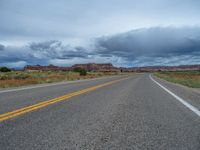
[73,67,87,76]
[0,67,11,72]
[154,71,200,88]
[0,69,122,88]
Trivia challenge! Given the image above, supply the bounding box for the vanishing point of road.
[0,74,200,150]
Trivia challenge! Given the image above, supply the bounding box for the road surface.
[0,74,200,150]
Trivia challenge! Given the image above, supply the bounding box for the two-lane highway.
[0,74,200,149]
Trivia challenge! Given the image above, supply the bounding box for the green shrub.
[73,67,87,76]
[0,67,11,72]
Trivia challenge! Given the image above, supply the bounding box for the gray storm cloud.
[95,27,200,66]
[0,27,200,68]
[0,40,91,68]
[29,40,89,59]
[96,27,200,59]
[0,44,5,51]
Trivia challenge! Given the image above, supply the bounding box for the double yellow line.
[0,78,126,122]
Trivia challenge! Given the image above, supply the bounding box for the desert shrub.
[0,67,11,72]
[73,67,87,76]
[13,73,31,79]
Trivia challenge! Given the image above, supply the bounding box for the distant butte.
[24,63,200,72]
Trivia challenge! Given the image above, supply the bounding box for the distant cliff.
[72,63,120,72]
[122,65,200,72]
[24,64,200,72]
[24,63,120,72]
[24,64,71,71]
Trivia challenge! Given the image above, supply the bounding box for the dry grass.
[154,71,200,88]
[0,71,121,88]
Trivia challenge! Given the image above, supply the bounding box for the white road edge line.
[149,74,200,117]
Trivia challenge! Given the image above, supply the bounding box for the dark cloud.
[29,40,62,51]
[0,44,5,51]
[1,27,200,68]
[0,40,91,67]
[29,40,90,59]
[95,27,200,66]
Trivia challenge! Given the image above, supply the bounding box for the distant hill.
[24,63,120,72]
[127,65,200,72]
[23,64,200,72]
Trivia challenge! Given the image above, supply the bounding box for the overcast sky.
[0,0,200,68]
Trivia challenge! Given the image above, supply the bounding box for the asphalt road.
[0,74,200,150]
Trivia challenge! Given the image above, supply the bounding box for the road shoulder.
[151,74,200,111]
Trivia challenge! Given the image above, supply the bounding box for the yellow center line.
[0,77,128,122]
